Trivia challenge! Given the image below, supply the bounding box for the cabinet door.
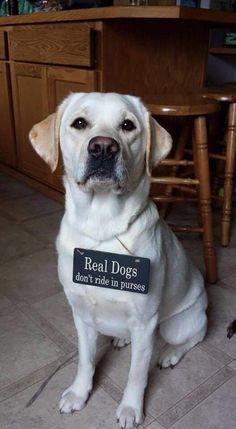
[10,62,52,185]
[0,62,17,167]
[47,67,97,192]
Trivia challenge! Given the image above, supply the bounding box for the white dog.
[29,92,207,429]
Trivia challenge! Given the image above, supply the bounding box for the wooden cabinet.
[7,22,97,192]
[0,29,17,168]
[10,62,51,185]
[0,31,6,59]
[8,23,94,67]
[46,66,97,191]
[10,62,97,191]
[0,61,16,168]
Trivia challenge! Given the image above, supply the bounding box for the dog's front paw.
[158,344,185,368]
[59,387,88,414]
[112,337,131,350]
[116,404,144,429]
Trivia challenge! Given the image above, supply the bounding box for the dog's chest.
[68,290,133,337]
[56,219,143,336]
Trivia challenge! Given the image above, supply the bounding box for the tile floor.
[0,173,236,429]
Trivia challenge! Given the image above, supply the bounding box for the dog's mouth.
[77,166,126,194]
[86,167,115,181]
[77,166,118,188]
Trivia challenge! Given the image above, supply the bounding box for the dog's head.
[29,92,172,194]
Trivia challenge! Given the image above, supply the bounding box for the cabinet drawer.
[0,32,6,60]
[9,23,94,67]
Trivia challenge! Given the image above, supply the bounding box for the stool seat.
[147,95,219,116]
[201,88,236,103]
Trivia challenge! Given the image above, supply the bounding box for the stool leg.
[194,116,217,284]
[160,121,190,219]
[221,102,236,246]
[192,126,203,229]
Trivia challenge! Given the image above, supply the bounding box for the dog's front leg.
[117,314,158,429]
[59,315,97,414]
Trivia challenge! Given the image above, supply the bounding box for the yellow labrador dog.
[29,93,207,429]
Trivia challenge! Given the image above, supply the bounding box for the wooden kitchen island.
[0,6,236,196]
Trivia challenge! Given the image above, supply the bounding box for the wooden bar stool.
[201,88,236,246]
[147,95,219,284]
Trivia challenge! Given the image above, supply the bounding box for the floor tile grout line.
[166,372,236,429]
[0,352,76,405]
[218,280,236,297]
[97,368,156,423]
[0,243,55,270]
[18,301,76,355]
[156,366,236,429]
[98,381,156,427]
[198,342,234,365]
[3,286,75,354]
[0,206,63,224]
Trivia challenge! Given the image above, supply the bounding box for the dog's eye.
[71,117,88,130]
[121,119,136,132]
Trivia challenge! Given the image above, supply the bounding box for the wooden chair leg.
[221,102,236,246]
[194,116,217,284]
[160,121,190,218]
[191,125,203,229]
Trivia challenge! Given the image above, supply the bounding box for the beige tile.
[0,193,62,222]
[95,347,155,426]
[215,207,236,246]
[20,301,76,354]
[145,421,165,429]
[97,335,165,392]
[0,353,75,403]
[0,217,45,265]
[33,292,77,344]
[32,291,109,351]
[167,206,236,279]
[228,359,236,371]
[170,375,236,429]
[221,269,236,293]
[0,362,120,429]
[0,175,34,201]
[95,369,123,404]
[0,295,16,317]
[0,305,63,390]
[145,346,223,418]
[22,211,63,244]
[198,341,233,365]
[204,284,236,358]
[215,243,236,280]
[1,176,236,429]
[157,366,234,428]
[98,337,222,418]
[1,248,60,304]
[98,341,132,390]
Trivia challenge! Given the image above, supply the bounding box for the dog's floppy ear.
[29,96,70,172]
[145,113,172,176]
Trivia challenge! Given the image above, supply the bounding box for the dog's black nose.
[88,137,119,159]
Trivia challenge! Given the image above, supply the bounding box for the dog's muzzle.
[85,136,120,182]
